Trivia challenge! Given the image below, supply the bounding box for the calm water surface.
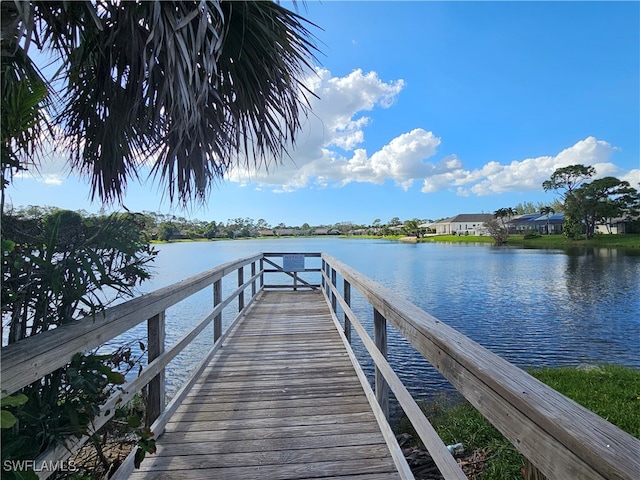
[117,238,640,401]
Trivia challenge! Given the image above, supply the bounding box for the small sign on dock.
[283,254,305,272]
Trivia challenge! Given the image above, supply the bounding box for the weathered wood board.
[130,290,403,479]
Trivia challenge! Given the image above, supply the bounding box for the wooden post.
[147,311,165,426]
[260,257,264,289]
[293,271,298,291]
[343,280,351,343]
[523,458,548,480]
[251,261,256,298]
[373,308,389,420]
[238,266,244,312]
[325,261,331,297]
[213,279,222,342]
[321,259,326,290]
[331,268,337,313]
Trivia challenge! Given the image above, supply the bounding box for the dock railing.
[0,252,325,479]
[1,252,638,479]
[320,253,639,480]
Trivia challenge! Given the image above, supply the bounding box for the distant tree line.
[102,213,436,241]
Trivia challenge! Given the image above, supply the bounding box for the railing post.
[147,311,165,426]
[331,268,337,313]
[238,266,244,312]
[324,261,331,297]
[213,279,222,342]
[523,458,548,480]
[251,261,256,298]
[260,257,264,289]
[373,308,389,420]
[343,280,351,343]
[321,259,326,290]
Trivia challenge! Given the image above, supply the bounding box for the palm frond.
[6,0,320,206]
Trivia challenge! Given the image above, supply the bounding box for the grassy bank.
[419,233,640,248]
[151,233,640,249]
[393,364,640,479]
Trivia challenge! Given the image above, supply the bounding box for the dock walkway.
[130,290,403,479]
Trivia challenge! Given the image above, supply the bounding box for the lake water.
[119,238,640,403]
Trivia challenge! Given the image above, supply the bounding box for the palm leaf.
[7,0,320,206]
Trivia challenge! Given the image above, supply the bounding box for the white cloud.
[419,136,628,196]
[14,128,70,186]
[621,169,640,187]
[229,68,446,189]
[19,64,632,201]
[229,67,633,197]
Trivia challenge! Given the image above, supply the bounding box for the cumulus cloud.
[230,68,632,197]
[229,68,443,189]
[424,136,622,196]
[20,64,634,201]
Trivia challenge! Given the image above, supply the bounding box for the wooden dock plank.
[130,290,404,479]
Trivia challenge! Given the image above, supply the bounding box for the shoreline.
[152,233,640,249]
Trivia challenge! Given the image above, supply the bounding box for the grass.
[530,365,640,438]
[420,235,496,244]
[393,365,640,479]
[418,233,640,248]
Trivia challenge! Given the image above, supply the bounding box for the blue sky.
[6,1,639,226]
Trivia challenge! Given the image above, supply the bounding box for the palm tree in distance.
[1,1,319,207]
[493,207,515,230]
[539,206,555,234]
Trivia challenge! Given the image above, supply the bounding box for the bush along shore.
[392,364,640,480]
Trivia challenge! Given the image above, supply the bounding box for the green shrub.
[1,208,157,478]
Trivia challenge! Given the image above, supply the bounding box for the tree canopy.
[543,165,639,238]
[542,164,596,197]
[1,1,319,207]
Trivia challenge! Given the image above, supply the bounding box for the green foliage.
[523,232,541,239]
[1,394,28,429]
[402,219,422,237]
[133,427,157,469]
[485,218,509,245]
[543,165,639,239]
[5,0,319,206]
[394,394,523,479]
[529,365,640,438]
[2,208,156,340]
[1,208,156,474]
[1,20,51,196]
[570,177,639,239]
[0,349,139,478]
[542,164,596,195]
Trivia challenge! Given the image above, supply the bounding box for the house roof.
[509,213,565,225]
[448,214,494,223]
[509,214,541,224]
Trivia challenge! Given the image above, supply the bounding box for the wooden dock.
[4,252,638,480]
[130,290,403,479]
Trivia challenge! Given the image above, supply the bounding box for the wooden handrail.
[321,267,467,479]
[321,253,640,480]
[1,253,263,397]
[33,267,265,478]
